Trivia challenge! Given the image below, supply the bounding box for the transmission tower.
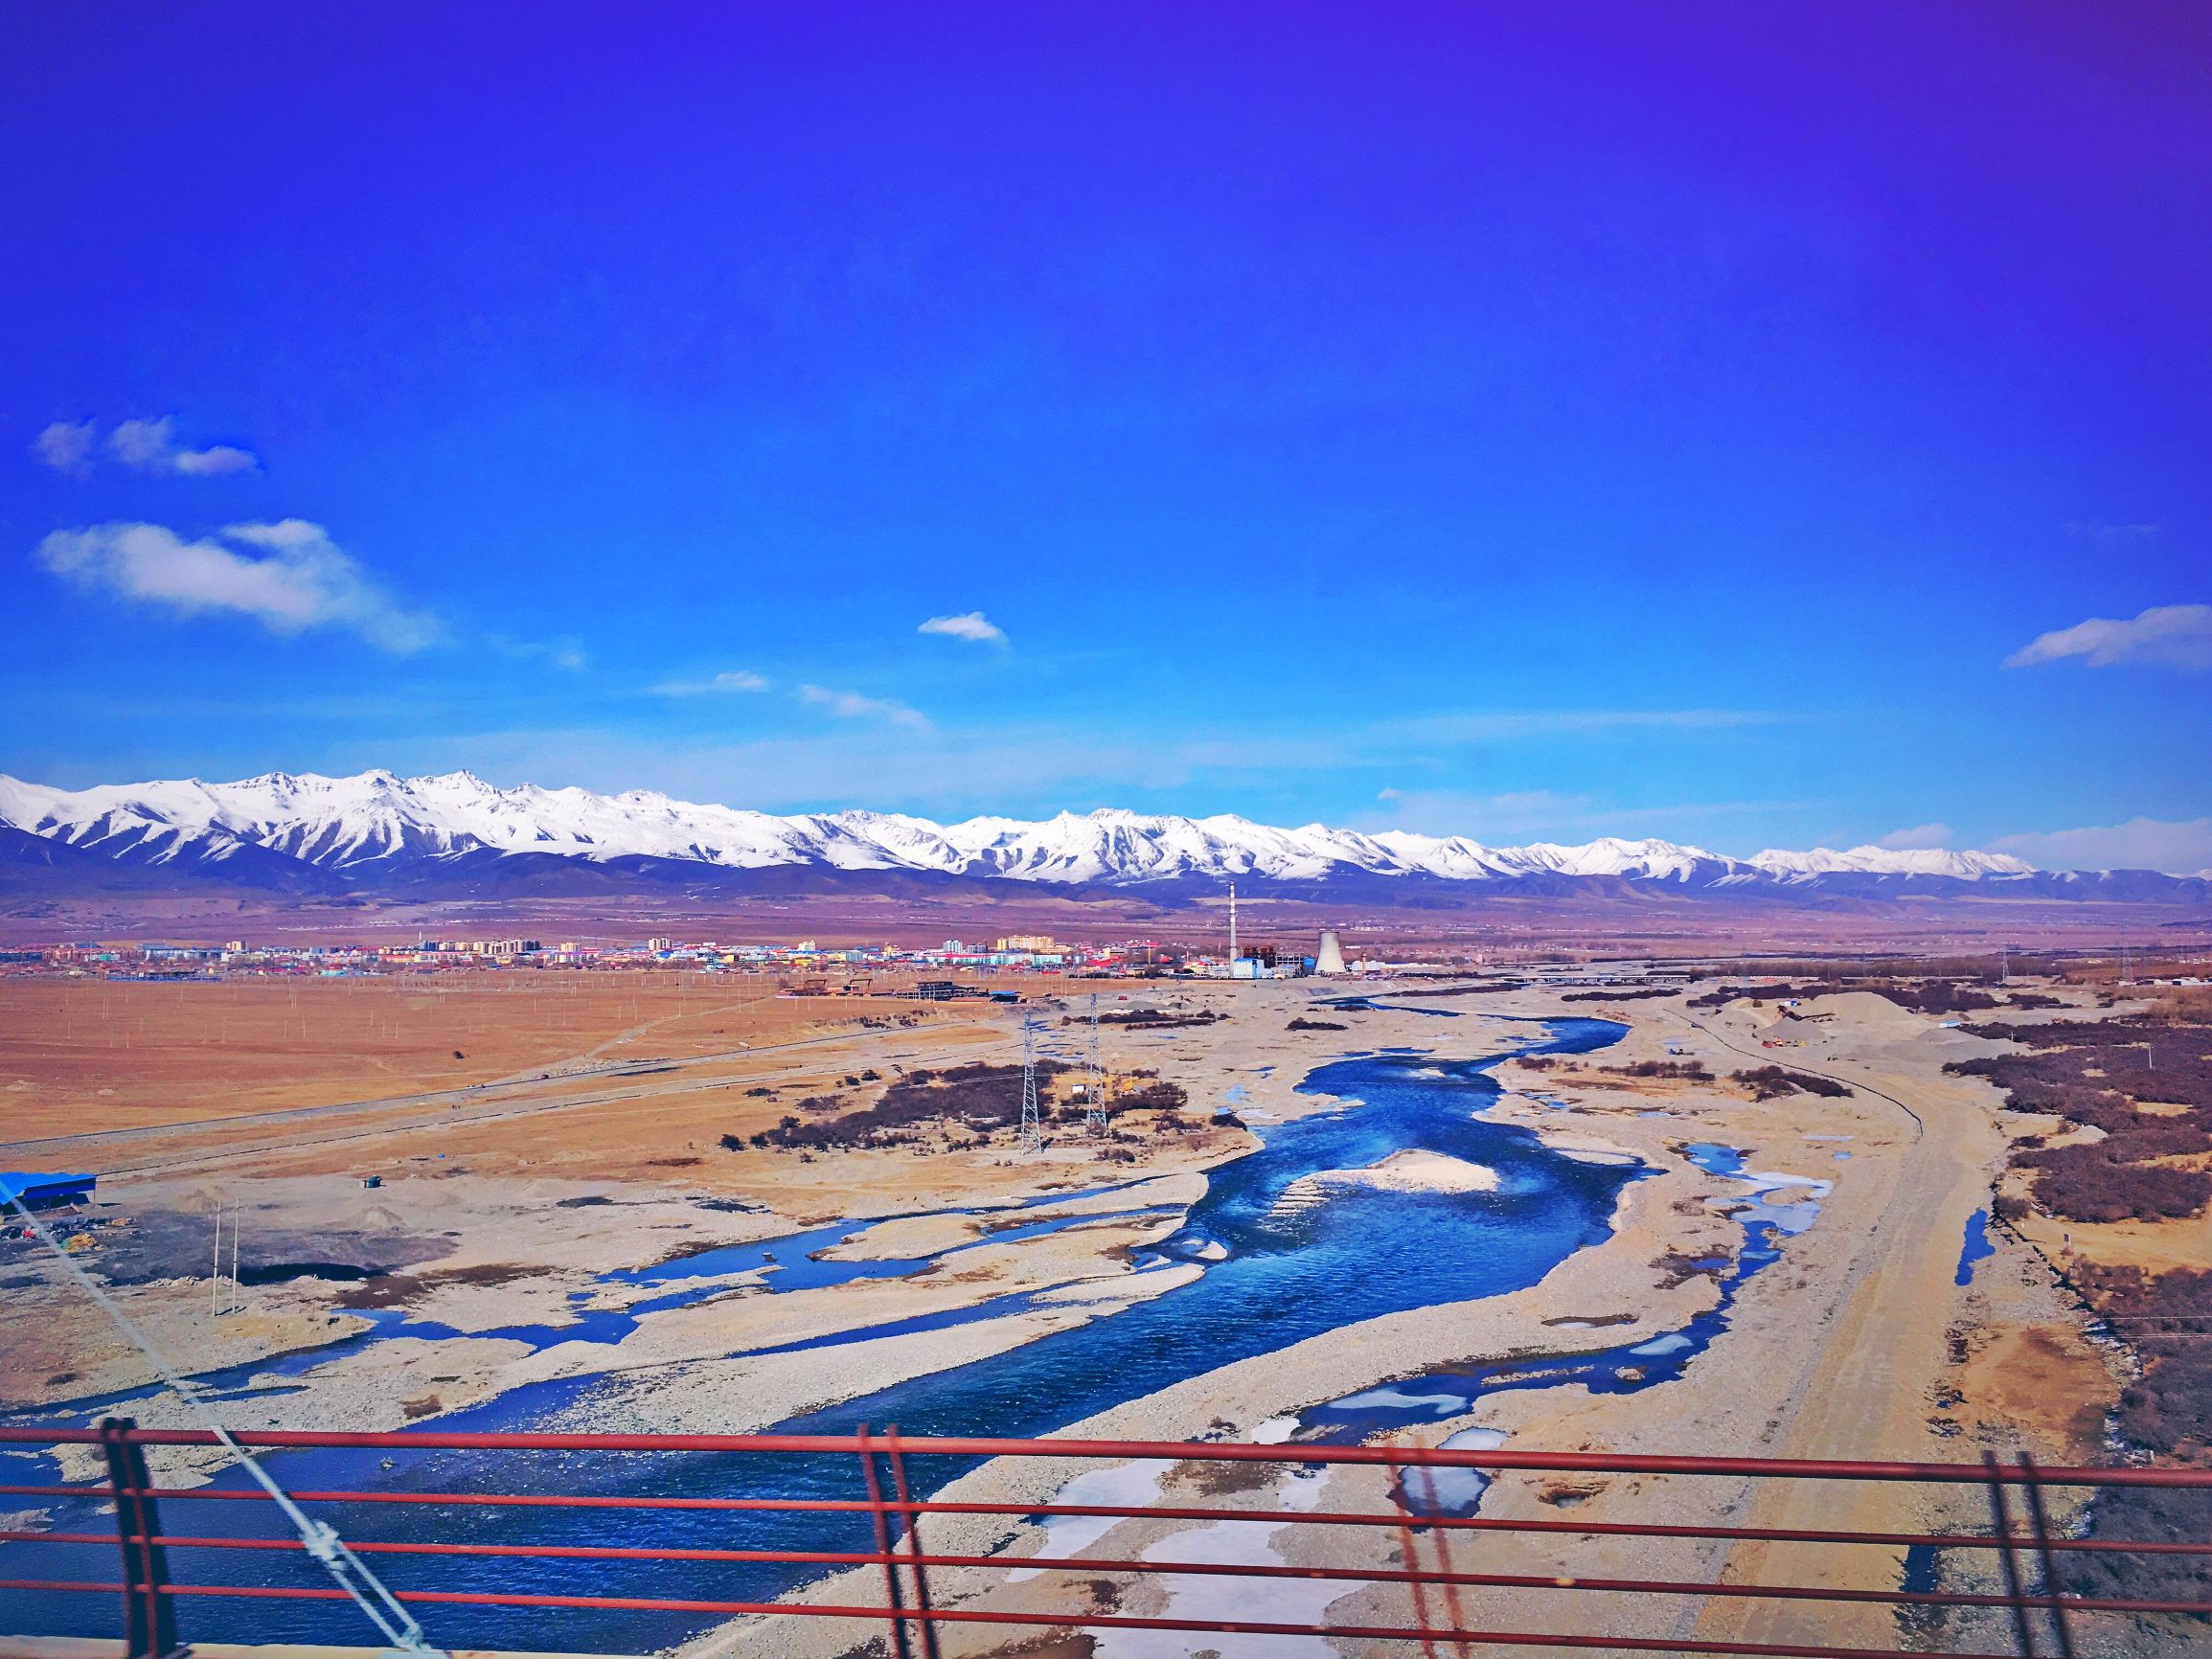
[1084,992,1109,1130]
[1018,1012,1045,1151]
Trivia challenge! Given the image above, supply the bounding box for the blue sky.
[4,6,2209,868]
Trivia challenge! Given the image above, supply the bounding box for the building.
[0,1170,98,1211]
[1315,930,1347,976]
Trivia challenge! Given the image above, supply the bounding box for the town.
[0,926,1409,988]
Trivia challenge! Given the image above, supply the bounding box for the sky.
[3,6,2209,871]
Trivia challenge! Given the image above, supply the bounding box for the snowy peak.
[1747,845,2038,881]
[0,770,2170,895]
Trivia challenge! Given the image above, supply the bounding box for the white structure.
[1315,929,1347,976]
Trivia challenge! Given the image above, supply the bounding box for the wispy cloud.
[1877,822,1953,851]
[33,416,261,478]
[2064,521,2160,546]
[1385,709,1785,743]
[1993,816,2212,876]
[1370,786,1590,837]
[1361,784,1801,842]
[652,669,771,696]
[798,684,931,731]
[488,634,590,672]
[919,610,1008,647]
[108,417,260,476]
[2005,603,2212,671]
[35,519,440,652]
[32,420,97,477]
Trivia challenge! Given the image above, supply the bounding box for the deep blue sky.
[4,6,2209,868]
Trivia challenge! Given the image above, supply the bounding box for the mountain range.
[2,770,2205,910]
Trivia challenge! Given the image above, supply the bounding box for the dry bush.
[1732,1065,1851,1102]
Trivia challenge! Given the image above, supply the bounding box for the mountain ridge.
[0,769,2202,906]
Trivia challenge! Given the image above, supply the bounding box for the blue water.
[1,1020,1636,1651]
[1306,1136,1829,1514]
[1322,995,1461,1017]
[16,1191,1190,1431]
[1954,1208,1995,1286]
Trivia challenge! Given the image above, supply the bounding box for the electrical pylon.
[1018,1013,1045,1151]
[1084,992,1109,1130]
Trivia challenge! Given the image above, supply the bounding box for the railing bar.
[1986,1452,2039,1659]
[11,1506,2212,1557]
[0,1579,2112,1657]
[884,1424,942,1659]
[1390,1460,1443,1659]
[12,1533,2204,1613]
[1418,1463,1474,1659]
[7,1425,2201,1487]
[99,1415,178,1659]
[2018,1454,2077,1659]
[855,1423,912,1659]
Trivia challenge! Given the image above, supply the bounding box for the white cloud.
[107,417,260,477]
[2005,603,2212,671]
[919,610,1008,646]
[1993,817,2212,876]
[33,420,98,476]
[1876,822,1953,851]
[35,519,440,652]
[798,683,931,732]
[652,669,771,696]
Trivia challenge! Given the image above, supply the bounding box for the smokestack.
[1315,929,1346,976]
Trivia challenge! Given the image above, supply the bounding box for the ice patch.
[1332,1385,1467,1417]
[1413,1426,1509,1514]
[1094,1475,1337,1658]
[1007,1458,1174,1582]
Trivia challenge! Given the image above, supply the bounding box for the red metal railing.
[3,1421,2210,1657]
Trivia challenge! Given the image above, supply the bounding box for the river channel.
[2,1016,1640,1650]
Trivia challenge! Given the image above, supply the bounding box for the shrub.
[1732,1065,1851,1102]
[747,1062,1073,1151]
[2014,1145,2212,1223]
[1606,1059,1713,1081]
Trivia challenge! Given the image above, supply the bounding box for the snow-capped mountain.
[0,769,2196,903]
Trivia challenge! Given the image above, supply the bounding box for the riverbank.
[3,978,2132,1656]
[685,984,2128,1659]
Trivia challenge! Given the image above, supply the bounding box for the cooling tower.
[1315,929,1347,976]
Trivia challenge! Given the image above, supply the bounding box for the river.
[1,1015,1640,1650]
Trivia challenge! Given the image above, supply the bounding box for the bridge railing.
[3,1421,2209,1657]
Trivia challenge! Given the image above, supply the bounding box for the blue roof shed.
[0,1170,99,1211]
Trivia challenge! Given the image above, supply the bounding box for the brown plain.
[0,975,969,1138]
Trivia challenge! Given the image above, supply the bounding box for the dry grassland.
[0,975,969,1136]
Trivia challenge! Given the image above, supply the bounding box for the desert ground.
[2,966,2201,1657]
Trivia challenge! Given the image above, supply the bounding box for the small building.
[0,1170,98,1211]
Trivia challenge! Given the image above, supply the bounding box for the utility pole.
[211,1205,222,1316]
[1228,880,1238,972]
